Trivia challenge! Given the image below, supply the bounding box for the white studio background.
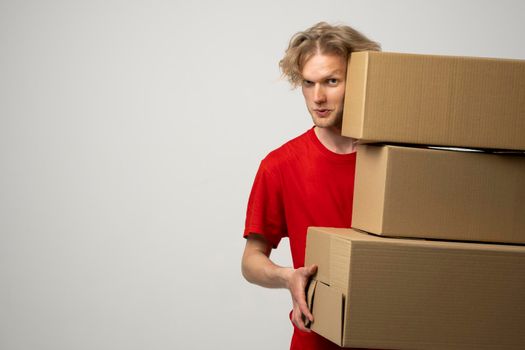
[1,1,524,349]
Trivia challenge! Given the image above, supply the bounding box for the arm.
[241,233,317,332]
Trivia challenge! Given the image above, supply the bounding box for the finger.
[293,309,311,332]
[292,308,302,328]
[292,283,314,322]
[294,290,313,322]
[298,299,314,322]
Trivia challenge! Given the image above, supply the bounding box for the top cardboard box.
[342,51,525,151]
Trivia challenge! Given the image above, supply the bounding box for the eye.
[302,80,314,87]
[327,78,338,85]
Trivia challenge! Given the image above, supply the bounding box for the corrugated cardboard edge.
[329,235,354,294]
[305,228,352,346]
[342,51,369,139]
[352,144,388,234]
[305,227,331,284]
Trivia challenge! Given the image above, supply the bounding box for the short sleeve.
[243,158,287,248]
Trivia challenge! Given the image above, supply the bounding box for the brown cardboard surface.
[342,51,525,151]
[305,227,525,349]
[309,280,343,346]
[353,144,525,243]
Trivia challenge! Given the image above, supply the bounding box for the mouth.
[314,108,332,117]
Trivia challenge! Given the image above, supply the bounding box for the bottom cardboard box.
[305,227,525,349]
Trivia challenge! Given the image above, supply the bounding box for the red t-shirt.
[244,127,357,349]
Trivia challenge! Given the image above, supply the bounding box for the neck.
[314,126,357,154]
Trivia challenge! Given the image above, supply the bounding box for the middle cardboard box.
[352,144,525,244]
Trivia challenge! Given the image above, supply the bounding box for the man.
[241,22,380,349]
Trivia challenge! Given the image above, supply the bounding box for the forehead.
[301,53,347,80]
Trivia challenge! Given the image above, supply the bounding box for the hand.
[286,264,318,332]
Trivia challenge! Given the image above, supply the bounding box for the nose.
[313,84,327,104]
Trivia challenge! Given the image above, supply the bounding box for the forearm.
[241,235,317,331]
[242,250,293,289]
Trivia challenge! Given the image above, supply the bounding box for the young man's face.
[301,53,347,130]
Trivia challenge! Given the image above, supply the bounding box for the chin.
[311,111,342,129]
[313,118,341,130]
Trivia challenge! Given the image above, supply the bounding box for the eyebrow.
[303,70,345,80]
[326,69,345,76]
[317,69,346,79]
[302,68,346,83]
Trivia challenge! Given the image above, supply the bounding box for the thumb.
[306,264,318,276]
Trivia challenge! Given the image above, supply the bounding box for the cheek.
[331,88,346,104]
[338,86,346,102]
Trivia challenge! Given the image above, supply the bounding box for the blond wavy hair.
[279,22,381,87]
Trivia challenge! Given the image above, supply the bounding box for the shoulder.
[261,129,313,171]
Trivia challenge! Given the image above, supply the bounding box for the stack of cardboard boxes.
[305,52,525,349]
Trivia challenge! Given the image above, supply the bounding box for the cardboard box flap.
[307,279,344,346]
[304,279,317,329]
